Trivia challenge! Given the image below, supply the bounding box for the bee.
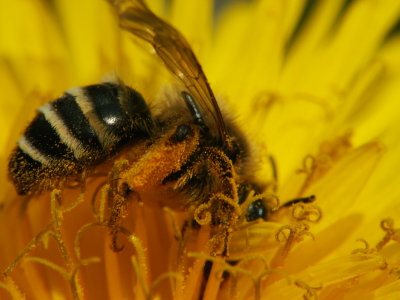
[8,0,270,256]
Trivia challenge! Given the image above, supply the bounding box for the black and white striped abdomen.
[9,82,154,195]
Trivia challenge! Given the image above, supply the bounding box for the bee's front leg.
[106,160,132,252]
[212,193,241,257]
[190,147,241,256]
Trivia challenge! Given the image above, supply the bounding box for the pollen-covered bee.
[8,0,270,256]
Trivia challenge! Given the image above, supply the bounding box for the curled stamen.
[276,223,314,244]
[376,218,400,251]
[273,223,314,266]
[296,155,317,196]
[209,193,241,217]
[292,204,322,223]
[194,202,212,225]
[275,225,292,243]
[265,193,281,211]
[298,155,316,175]
[74,222,107,259]
[91,181,108,220]
[351,239,371,254]
[294,280,321,300]
[381,218,394,232]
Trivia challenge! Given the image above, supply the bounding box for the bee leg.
[173,147,240,256]
[192,147,241,256]
[108,181,137,252]
[207,193,240,257]
[108,195,126,252]
[107,160,131,252]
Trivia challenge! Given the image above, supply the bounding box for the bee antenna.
[181,91,209,133]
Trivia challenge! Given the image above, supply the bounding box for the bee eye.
[246,199,267,221]
[170,124,192,143]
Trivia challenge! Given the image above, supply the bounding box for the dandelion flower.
[1,0,400,299]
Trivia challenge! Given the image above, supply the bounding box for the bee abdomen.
[9,82,153,195]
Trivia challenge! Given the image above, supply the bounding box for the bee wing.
[108,0,227,143]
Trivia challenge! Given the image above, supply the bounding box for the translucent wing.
[107,0,227,144]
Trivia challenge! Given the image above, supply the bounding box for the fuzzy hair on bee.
[8,0,272,256]
[8,81,154,195]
